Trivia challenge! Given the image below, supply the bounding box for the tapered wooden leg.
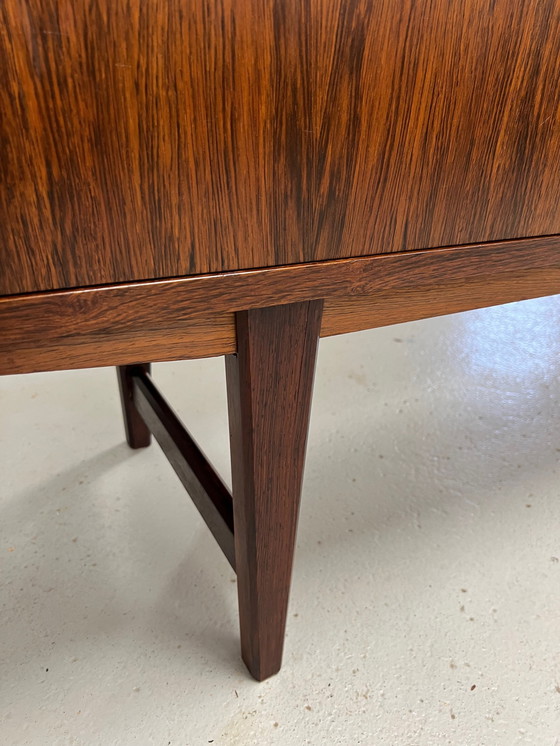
[225,301,323,681]
[117,364,152,448]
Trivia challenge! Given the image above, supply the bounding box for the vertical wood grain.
[1,0,559,295]
[225,300,323,680]
[117,363,151,448]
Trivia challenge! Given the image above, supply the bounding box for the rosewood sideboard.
[1,0,560,681]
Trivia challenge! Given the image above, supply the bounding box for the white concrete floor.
[2,297,560,745]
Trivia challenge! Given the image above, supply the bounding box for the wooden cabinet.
[2,0,559,294]
[1,0,560,680]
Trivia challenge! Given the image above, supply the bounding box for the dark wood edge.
[225,300,323,681]
[322,273,560,337]
[131,367,236,569]
[2,234,560,374]
[117,363,152,448]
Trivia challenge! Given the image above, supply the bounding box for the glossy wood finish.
[2,0,560,295]
[131,366,235,568]
[117,363,151,448]
[225,301,323,680]
[0,303,236,375]
[2,235,560,375]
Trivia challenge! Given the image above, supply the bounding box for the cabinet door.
[2,0,560,295]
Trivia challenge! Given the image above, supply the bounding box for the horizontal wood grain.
[322,278,560,338]
[1,312,236,375]
[2,235,560,375]
[2,0,560,294]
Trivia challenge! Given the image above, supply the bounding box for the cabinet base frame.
[2,235,560,375]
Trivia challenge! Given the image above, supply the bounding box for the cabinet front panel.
[2,0,559,294]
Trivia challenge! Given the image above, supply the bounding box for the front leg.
[225,301,323,680]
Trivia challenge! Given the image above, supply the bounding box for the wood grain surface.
[2,0,559,295]
[2,235,560,375]
[117,363,152,448]
[225,301,323,680]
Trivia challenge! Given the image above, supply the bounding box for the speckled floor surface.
[2,297,560,745]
